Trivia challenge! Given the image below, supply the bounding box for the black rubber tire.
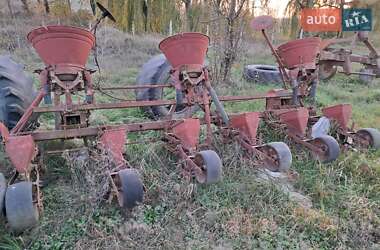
[135,54,171,118]
[136,54,194,119]
[0,173,6,218]
[5,181,39,232]
[318,62,337,81]
[0,56,36,129]
[118,169,144,209]
[358,68,374,84]
[311,135,340,163]
[262,142,292,172]
[356,128,380,149]
[195,150,222,184]
[243,64,282,84]
[137,54,217,119]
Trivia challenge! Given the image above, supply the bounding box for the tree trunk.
[20,0,30,14]
[67,0,71,13]
[221,0,236,82]
[182,0,191,31]
[44,0,50,14]
[143,0,148,32]
[6,0,14,18]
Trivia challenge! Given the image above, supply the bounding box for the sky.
[269,1,289,17]
[254,0,289,18]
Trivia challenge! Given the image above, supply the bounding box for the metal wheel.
[319,62,337,81]
[310,135,340,163]
[261,142,292,172]
[194,150,222,184]
[359,68,374,84]
[0,173,6,218]
[117,169,144,209]
[5,181,39,232]
[355,128,380,149]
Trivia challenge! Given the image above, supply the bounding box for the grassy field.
[0,20,380,249]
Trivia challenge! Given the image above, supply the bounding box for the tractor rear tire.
[135,54,171,118]
[0,56,36,129]
[136,54,200,119]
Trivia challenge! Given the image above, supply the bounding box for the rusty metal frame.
[308,115,371,149]
[319,33,380,78]
[219,126,281,170]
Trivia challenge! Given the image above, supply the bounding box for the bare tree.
[44,0,50,14]
[20,0,31,14]
[6,0,14,18]
[67,0,72,14]
[182,0,191,31]
[211,0,248,83]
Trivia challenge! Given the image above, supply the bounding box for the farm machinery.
[250,15,380,151]
[0,5,378,234]
[319,31,380,83]
[0,4,296,233]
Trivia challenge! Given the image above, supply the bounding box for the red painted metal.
[11,89,46,134]
[230,112,260,142]
[171,118,200,150]
[322,104,352,129]
[277,37,321,69]
[27,25,95,67]
[99,128,127,165]
[5,135,36,173]
[0,122,10,142]
[250,15,274,31]
[280,107,309,136]
[159,33,209,69]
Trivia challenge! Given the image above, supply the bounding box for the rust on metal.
[0,122,10,142]
[27,25,95,68]
[11,90,46,134]
[230,112,260,143]
[33,92,294,114]
[322,104,352,130]
[319,32,380,78]
[277,37,321,70]
[5,135,36,173]
[171,118,200,150]
[99,128,127,166]
[95,84,172,90]
[159,32,209,69]
[279,107,309,136]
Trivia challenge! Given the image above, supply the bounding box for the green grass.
[1,36,380,249]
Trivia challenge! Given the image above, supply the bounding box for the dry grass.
[0,16,380,250]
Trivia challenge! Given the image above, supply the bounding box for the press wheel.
[319,62,337,81]
[5,181,39,232]
[117,169,144,209]
[310,135,340,163]
[261,142,292,172]
[194,150,223,184]
[355,128,380,149]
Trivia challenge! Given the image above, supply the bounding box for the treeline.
[4,0,255,34]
